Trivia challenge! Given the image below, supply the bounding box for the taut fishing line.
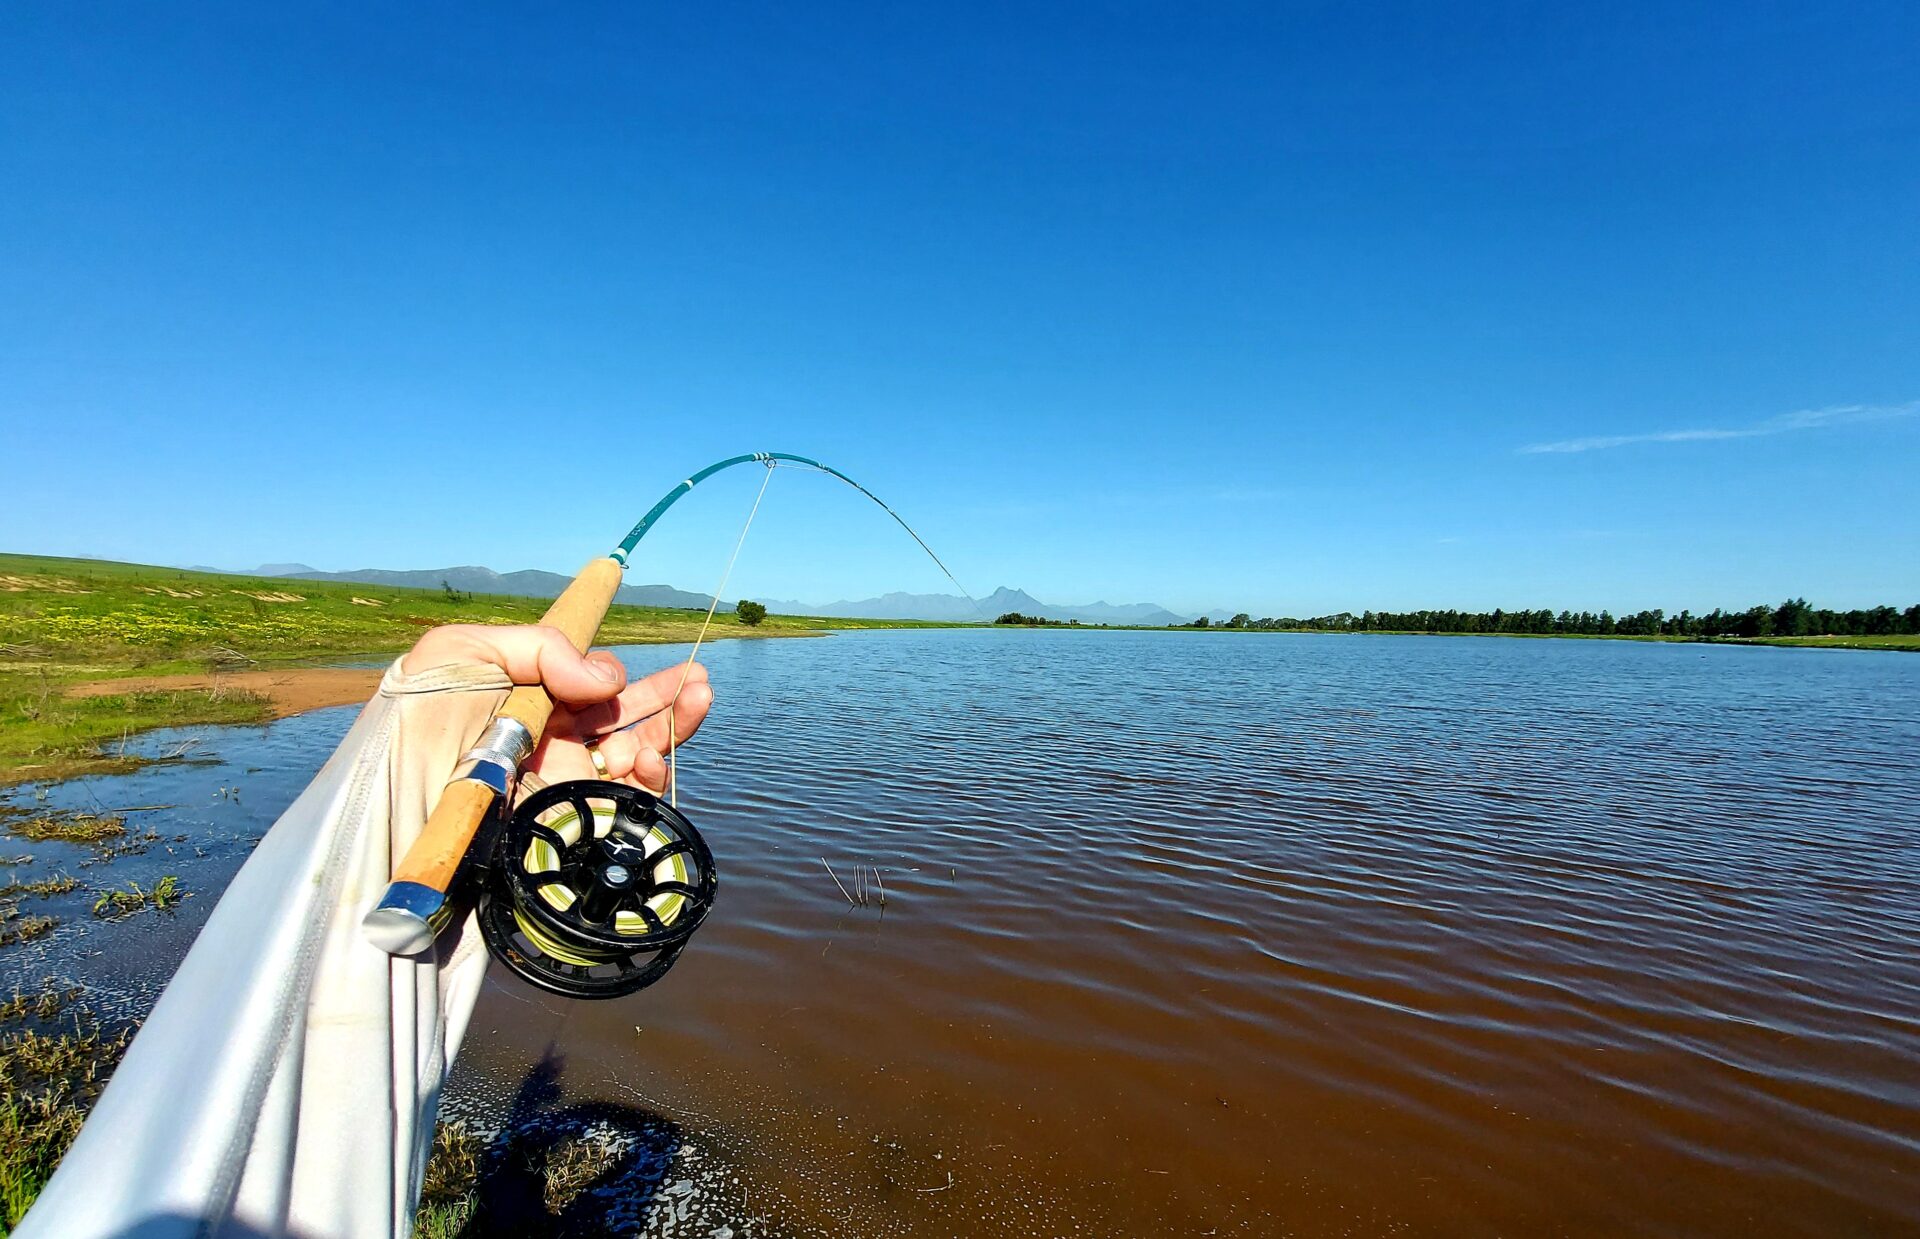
[664,457,777,808]
[376,452,976,999]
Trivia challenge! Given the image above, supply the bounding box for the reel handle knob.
[578,864,635,925]
[362,556,625,955]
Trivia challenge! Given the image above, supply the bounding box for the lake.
[10,630,1920,1236]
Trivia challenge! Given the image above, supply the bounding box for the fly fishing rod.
[362,452,965,998]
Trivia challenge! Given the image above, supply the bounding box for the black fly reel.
[475,780,717,1000]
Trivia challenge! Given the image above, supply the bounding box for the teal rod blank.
[609,452,969,602]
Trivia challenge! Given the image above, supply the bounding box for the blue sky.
[3,2,1915,615]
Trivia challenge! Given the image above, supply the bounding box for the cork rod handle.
[400,555,622,891]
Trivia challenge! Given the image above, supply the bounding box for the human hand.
[401,624,712,794]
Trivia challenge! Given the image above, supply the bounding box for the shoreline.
[1157,627,1920,652]
[2,551,897,789]
[11,623,1911,790]
[5,551,1912,789]
[4,630,824,789]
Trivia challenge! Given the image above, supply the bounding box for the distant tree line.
[1185,598,1920,638]
[995,612,1086,627]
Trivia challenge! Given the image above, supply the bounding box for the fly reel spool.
[476,780,717,1000]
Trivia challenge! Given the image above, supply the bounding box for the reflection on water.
[9,631,1920,1235]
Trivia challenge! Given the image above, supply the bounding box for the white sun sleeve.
[17,657,512,1239]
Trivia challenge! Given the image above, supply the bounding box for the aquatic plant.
[90,875,188,920]
[0,982,81,1026]
[541,1137,618,1213]
[0,875,77,901]
[820,858,889,908]
[5,814,123,845]
[80,830,162,867]
[0,909,57,949]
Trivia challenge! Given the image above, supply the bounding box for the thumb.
[405,623,629,706]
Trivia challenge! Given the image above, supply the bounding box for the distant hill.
[255,564,725,612]
[191,564,1203,624]
[181,563,320,577]
[745,589,987,622]
[753,585,1192,627]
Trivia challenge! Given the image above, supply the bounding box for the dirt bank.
[66,667,387,718]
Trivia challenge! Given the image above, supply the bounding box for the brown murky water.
[13,630,1917,1235]
[452,631,1920,1236]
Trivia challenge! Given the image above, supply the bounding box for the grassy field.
[0,552,935,787]
[1737,633,1920,651]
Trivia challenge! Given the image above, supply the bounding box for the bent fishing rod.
[362,452,965,996]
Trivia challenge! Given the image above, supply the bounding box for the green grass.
[1745,633,1920,651]
[0,551,936,786]
[0,551,877,664]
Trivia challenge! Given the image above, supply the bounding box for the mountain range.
[201,565,1207,625]
[751,585,1194,627]
[199,563,726,612]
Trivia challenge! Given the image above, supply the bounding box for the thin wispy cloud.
[1520,401,1919,455]
[1210,485,1297,504]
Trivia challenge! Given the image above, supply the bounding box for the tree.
[1227,613,1250,629]
[735,599,767,626]
[1773,597,1813,637]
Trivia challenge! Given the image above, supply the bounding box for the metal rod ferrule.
[462,717,535,773]
[449,716,536,795]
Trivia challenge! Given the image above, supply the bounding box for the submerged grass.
[0,984,80,1026]
[0,911,57,950]
[4,814,124,846]
[0,876,77,901]
[0,983,132,1232]
[411,1119,637,1235]
[540,1138,618,1212]
[0,997,623,1232]
[0,812,158,872]
[416,1120,485,1239]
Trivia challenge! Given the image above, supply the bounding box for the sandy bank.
[67,667,387,717]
